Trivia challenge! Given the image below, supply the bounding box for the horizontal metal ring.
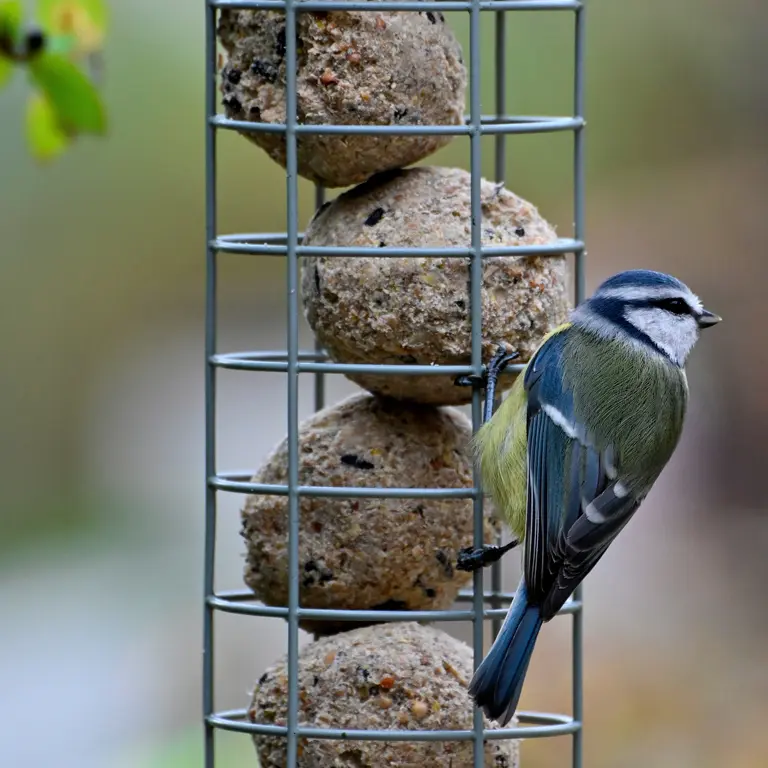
[207,708,581,740]
[208,589,582,621]
[210,472,480,499]
[460,589,580,614]
[210,352,525,376]
[211,114,584,136]
[212,237,585,258]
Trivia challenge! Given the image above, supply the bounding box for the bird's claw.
[488,343,520,376]
[456,546,490,572]
[454,373,485,388]
[456,540,520,572]
[453,343,520,390]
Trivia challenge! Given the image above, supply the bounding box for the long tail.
[468,579,543,726]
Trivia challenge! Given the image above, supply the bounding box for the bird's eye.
[656,298,690,315]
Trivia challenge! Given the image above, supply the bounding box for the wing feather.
[522,329,644,622]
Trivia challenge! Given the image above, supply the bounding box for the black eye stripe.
[650,297,691,315]
[623,297,692,315]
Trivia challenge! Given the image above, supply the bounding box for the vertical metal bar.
[572,2,586,768]
[573,4,587,310]
[468,2,485,766]
[314,184,326,211]
[489,5,507,645]
[203,2,217,766]
[313,183,326,413]
[493,12,507,185]
[285,2,301,766]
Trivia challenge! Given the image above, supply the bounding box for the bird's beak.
[697,308,722,329]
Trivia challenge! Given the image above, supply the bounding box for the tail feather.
[468,580,543,726]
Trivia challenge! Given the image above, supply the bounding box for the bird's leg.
[456,538,519,572]
[483,344,520,423]
[454,343,521,572]
[455,343,520,424]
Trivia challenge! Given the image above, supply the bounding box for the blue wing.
[522,328,641,621]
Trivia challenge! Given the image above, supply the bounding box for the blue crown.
[595,269,688,294]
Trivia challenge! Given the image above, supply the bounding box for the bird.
[454,269,721,727]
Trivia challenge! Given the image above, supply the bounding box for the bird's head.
[572,269,721,366]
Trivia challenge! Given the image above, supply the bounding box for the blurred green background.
[1,1,767,766]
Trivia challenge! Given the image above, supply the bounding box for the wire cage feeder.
[204,0,587,766]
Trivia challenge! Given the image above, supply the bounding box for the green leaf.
[0,57,12,88]
[0,1,23,39]
[37,0,107,37]
[28,52,106,134]
[45,32,77,57]
[0,1,20,90]
[26,91,69,161]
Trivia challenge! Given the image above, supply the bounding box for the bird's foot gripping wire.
[454,343,520,424]
[454,343,519,390]
[456,539,519,572]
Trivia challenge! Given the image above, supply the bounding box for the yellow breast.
[472,371,529,540]
[472,324,572,540]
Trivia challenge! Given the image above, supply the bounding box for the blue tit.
[457,269,721,726]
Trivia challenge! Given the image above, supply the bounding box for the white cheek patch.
[623,307,699,366]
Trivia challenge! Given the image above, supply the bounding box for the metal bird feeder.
[203,0,587,765]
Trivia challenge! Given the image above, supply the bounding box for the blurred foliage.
[0,0,106,161]
[117,727,257,768]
